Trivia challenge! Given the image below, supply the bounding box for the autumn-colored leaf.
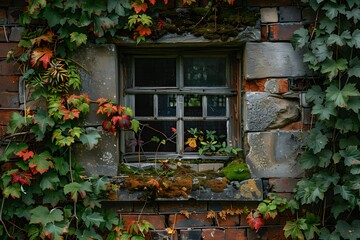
[63,108,80,120]
[179,210,190,219]
[164,0,168,4]
[207,210,216,219]
[97,102,117,116]
[146,178,159,189]
[32,31,55,45]
[96,98,109,105]
[131,1,148,13]
[16,149,34,160]
[246,212,264,230]
[11,170,33,185]
[135,25,152,36]
[102,120,116,134]
[149,0,156,5]
[31,47,53,69]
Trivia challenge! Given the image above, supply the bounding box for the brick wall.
[0,1,315,239]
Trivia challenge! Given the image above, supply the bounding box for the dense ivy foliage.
[288,0,360,239]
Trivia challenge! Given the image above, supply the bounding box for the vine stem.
[0,197,13,239]
[69,147,78,229]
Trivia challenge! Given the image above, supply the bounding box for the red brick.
[218,214,240,227]
[0,43,19,58]
[0,27,11,42]
[243,79,266,92]
[277,79,289,93]
[159,200,207,212]
[150,230,178,240]
[133,201,159,213]
[269,23,303,41]
[0,92,19,108]
[247,0,294,7]
[268,178,298,192]
[0,76,19,92]
[248,227,287,240]
[0,110,16,136]
[179,229,202,240]
[202,228,225,240]
[169,213,213,228]
[280,121,309,131]
[120,214,166,230]
[225,228,247,240]
[0,60,20,75]
[261,25,268,41]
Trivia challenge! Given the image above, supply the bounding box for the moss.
[204,178,229,192]
[221,160,250,181]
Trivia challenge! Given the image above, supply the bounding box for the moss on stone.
[221,160,250,181]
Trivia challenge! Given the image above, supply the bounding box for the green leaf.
[321,58,348,81]
[29,206,64,226]
[93,177,108,195]
[319,228,341,240]
[7,112,26,134]
[347,97,360,113]
[43,222,68,240]
[335,118,358,133]
[43,5,63,27]
[334,185,354,201]
[312,102,336,120]
[53,157,69,175]
[107,0,127,16]
[28,0,47,14]
[83,0,106,15]
[319,17,337,34]
[1,142,28,161]
[81,207,105,228]
[307,131,328,154]
[348,57,360,78]
[336,220,360,240]
[339,136,360,149]
[303,213,320,240]
[322,3,346,20]
[64,181,92,202]
[326,83,359,107]
[131,119,140,133]
[311,38,331,62]
[349,29,360,48]
[93,16,114,37]
[291,28,309,49]
[306,85,325,104]
[28,151,53,174]
[327,34,345,46]
[346,8,360,23]
[340,146,360,166]
[39,171,60,190]
[79,127,101,150]
[43,189,67,207]
[33,109,55,134]
[300,150,319,170]
[3,183,21,199]
[284,219,307,240]
[70,32,88,47]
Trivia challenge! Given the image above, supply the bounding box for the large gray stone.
[76,127,119,176]
[244,42,309,79]
[74,44,118,126]
[246,131,304,178]
[244,92,300,132]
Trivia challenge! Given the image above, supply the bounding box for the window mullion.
[177,95,184,153]
[203,95,207,118]
[154,94,158,118]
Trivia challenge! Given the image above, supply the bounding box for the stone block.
[260,8,278,23]
[0,9,6,24]
[264,78,288,93]
[302,107,312,125]
[75,127,119,176]
[9,27,24,42]
[269,23,303,41]
[244,42,309,79]
[0,76,19,92]
[201,229,225,239]
[0,60,20,75]
[279,6,302,22]
[246,131,305,178]
[235,179,263,201]
[0,27,10,42]
[169,213,213,228]
[75,44,118,126]
[217,214,240,226]
[224,228,247,240]
[243,92,300,132]
[268,178,298,192]
[179,229,202,240]
[198,163,224,172]
[0,92,19,108]
[159,200,207,212]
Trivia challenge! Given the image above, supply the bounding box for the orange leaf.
[31,47,53,69]
[11,170,33,185]
[149,0,156,5]
[135,25,152,36]
[246,212,264,230]
[32,31,55,45]
[164,0,168,4]
[131,1,148,13]
[16,149,34,161]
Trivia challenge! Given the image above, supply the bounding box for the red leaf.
[16,149,34,161]
[135,25,152,36]
[246,212,264,230]
[30,47,53,69]
[102,120,116,134]
[32,31,55,45]
[131,1,148,13]
[149,0,156,5]
[147,178,159,189]
[171,127,177,133]
[63,109,80,120]
[164,0,168,4]
[11,170,33,185]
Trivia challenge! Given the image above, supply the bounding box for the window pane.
[184,57,226,87]
[207,95,226,116]
[184,121,227,152]
[135,58,176,87]
[135,95,153,116]
[184,94,202,117]
[158,94,176,117]
[135,121,176,152]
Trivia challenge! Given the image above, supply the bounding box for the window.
[120,50,239,159]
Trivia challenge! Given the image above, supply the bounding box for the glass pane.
[184,121,227,152]
[134,121,176,152]
[184,57,226,87]
[207,95,226,116]
[158,94,176,117]
[184,94,202,117]
[135,95,153,116]
[135,58,176,87]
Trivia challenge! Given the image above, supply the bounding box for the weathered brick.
[225,228,247,240]
[218,214,240,226]
[0,76,19,92]
[0,60,20,75]
[179,229,202,240]
[260,8,278,23]
[101,201,134,212]
[289,78,309,91]
[280,121,309,131]
[242,79,266,92]
[269,178,298,193]
[9,26,24,42]
[0,110,15,135]
[7,7,22,24]
[0,27,11,42]
[198,163,224,172]
[247,0,294,7]
[269,23,303,41]
[301,107,312,125]
[302,7,316,23]
[279,6,302,22]
[202,228,225,239]
[133,201,159,213]
[151,230,178,240]
[0,43,19,58]
[0,8,6,24]
[169,213,213,228]
[0,92,19,108]
[264,78,288,93]
[208,201,244,211]
[261,25,268,41]
[159,200,207,213]
[120,214,166,230]
[248,227,287,240]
